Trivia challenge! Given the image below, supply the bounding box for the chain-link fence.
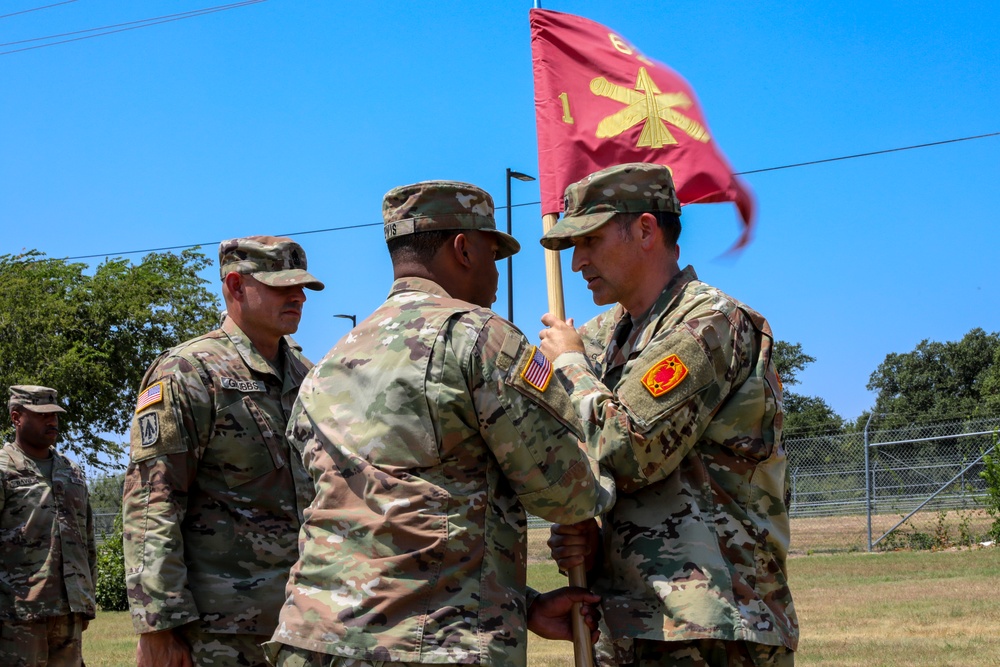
[786,416,999,552]
[527,417,999,553]
[91,418,999,551]
[94,511,117,541]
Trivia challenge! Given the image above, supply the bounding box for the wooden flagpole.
[541,212,594,667]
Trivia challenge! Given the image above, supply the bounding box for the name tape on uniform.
[221,378,266,393]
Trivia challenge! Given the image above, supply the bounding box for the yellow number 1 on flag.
[558,92,575,124]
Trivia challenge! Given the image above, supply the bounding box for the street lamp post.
[333,313,357,328]
[505,168,536,323]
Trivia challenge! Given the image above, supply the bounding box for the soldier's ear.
[637,212,659,250]
[223,272,247,301]
[452,233,473,268]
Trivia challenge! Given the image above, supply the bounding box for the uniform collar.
[2,441,60,472]
[388,276,453,300]
[221,317,288,379]
[634,265,699,330]
[602,265,700,371]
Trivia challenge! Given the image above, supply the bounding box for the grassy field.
[85,516,999,667]
[527,547,1000,667]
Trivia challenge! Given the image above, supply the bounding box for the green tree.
[89,472,126,513]
[0,249,219,468]
[977,344,1000,416]
[773,341,845,437]
[772,341,814,388]
[866,328,1000,427]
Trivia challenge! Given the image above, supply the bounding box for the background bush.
[95,512,128,612]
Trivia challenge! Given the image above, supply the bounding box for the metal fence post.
[864,413,875,552]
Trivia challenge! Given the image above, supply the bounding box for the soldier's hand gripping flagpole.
[541,212,595,667]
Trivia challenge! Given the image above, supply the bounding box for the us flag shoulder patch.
[136,381,164,413]
[520,346,553,392]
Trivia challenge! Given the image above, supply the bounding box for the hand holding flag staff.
[528,7,756,667]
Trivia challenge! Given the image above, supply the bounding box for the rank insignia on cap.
[135,381,164,413]
[640,354,688,397]
[521,346,553,392]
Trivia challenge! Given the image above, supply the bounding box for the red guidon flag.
[530,8,755,249]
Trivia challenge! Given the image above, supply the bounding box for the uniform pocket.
[210,396,282,488]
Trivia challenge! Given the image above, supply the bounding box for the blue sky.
[3,0,998,437]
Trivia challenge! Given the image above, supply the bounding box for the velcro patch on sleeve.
[640,354,688,397]
[129,378,186,463]
[618,329,714,433]
[506,342,583,441]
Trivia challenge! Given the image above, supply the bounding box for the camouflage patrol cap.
[8,385,66,414]
[382,180,521,260]
[540,163,682,251]
[218,236,324,290]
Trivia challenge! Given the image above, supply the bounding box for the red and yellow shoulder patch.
[640,354,688,397]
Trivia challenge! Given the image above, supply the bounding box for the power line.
[53,222,385,261]
[736,131,1000,175]
[25,130,1000,262]
[0,0,265,55]
[0,1,78,22]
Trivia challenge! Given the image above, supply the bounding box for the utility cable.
[0,0,264,55]
[0,1,78,22]
[17,129,999,262]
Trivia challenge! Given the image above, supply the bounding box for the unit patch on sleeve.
[520,346,553,392]
[138,412,160,447]
[135,381,164,412]
[640,354,688,397]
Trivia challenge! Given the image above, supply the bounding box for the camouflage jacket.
[0,443,96,622]
[553,266,798,652]
[122,318,315,635]
[273,277,613,667]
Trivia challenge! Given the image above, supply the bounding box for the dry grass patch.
[83,611,134,667]
[790,508,993,554]
[769,548,998,666]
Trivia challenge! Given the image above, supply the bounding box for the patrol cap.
[8,385,66,414]
[219,236,325,290]
[382,180,521,260]
[540,163,681,251]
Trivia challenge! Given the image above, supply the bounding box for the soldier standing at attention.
[264,181,614,667]
[539,163,798,666]
[122,236,324,667]
[1,385,96,667]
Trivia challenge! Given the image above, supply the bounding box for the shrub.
[981,435,1000,544]
[94,512,128,611]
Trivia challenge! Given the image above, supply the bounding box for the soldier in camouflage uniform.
[539,163,798,666]
[1,385,96,667]
[122,236,324,667]
[264,181,614,667]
